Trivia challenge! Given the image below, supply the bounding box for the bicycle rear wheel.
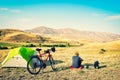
[27,55,42,74]
[49,57,56,71]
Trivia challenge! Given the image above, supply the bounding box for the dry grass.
[0,46,120,80]
[0,50,9,64]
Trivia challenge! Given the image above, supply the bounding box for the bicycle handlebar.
[44,47,56,53]
[36,47,56,53]
[51,47,56,52]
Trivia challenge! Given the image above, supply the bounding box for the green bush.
[22,44,36,47]
[0,46,8,49]
[11,46,18,49]
[101,48,106,52]
[40,44,67,47]
[99,48,106,54]
[58,44,66,47]
[26,41,30,43]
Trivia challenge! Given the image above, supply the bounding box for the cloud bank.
[0,7,21,13]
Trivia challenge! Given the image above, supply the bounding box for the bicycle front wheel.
[27,55,42,75]
[49,57,56,71]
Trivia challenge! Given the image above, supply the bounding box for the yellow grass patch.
[0,46,120,80]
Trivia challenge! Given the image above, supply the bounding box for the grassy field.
[0,45,120,80]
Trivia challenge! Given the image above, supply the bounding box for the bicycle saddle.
[36,48,42,51]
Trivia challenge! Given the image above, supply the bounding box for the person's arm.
[79,57,83,61]
[81,58,83,61]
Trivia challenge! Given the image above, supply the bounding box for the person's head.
[75,52,79,56]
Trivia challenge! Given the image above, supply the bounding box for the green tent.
[1,47,36,67]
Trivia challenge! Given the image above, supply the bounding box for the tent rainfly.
[1,47,36,67]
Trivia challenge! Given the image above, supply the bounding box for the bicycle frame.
[27,47,56,74]
[38,51,53,64]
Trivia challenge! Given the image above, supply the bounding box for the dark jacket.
[72,56,82,68]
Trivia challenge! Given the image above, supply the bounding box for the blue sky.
[0,0,120,34]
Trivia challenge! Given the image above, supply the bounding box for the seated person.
[71,52,83,68]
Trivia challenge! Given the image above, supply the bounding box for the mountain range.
[26,26,120,42]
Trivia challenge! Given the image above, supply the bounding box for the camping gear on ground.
[94,60,100,69]
[1,47,35,67]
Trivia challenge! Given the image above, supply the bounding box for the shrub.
[11,46,18,49]
[29,44,36,47]
[99,48,106,54]
[26,41,30,43]
[58,44,66,47]
[40,44,67,47]
[101,49,106,52]
[22,44,36,47]
[0,46,8,49]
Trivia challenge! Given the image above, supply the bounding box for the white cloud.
[106,14,120,21]
[0,8,9,11]
[10,9,21,13]
[0,7,21,13]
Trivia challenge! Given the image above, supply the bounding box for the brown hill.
[0,29,47,43]
[26,26,56,34]
[26,26,120,42]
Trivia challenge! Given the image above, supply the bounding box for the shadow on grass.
[1,60,64,74]
[53,66,70,73]
[48,64,107,74]
[46,60,64,66]
[99,65,107,69]
[83,63,107,69]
